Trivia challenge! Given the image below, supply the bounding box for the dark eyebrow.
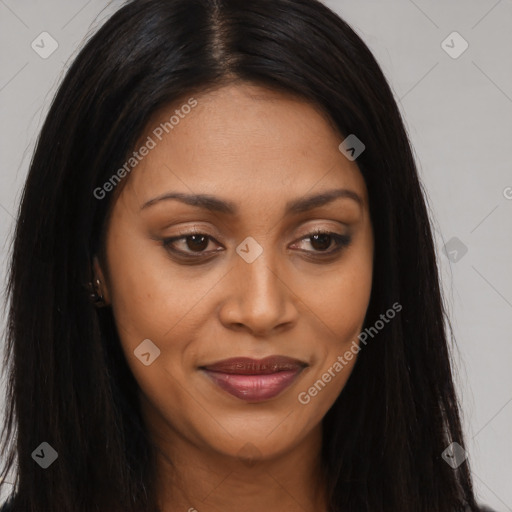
[141,192,237,214]
[285,188,363,214]
[141,188,363,214]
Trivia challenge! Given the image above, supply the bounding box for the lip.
[200,356,307,402]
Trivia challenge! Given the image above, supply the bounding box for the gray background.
[0,0,511,509]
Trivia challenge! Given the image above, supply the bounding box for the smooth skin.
[94,82,374,512]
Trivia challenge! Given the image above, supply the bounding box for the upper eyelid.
[167,219,350,237]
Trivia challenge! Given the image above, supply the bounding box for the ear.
[92,255,111,305]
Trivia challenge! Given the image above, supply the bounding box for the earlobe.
[92,255,111,306]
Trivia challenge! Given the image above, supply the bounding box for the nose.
[217,249,299,337]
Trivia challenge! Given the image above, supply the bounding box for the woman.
[0,0,496,510]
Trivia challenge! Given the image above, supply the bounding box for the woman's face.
[96,82,374,463]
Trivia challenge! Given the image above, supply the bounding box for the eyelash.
[162,228,352,261]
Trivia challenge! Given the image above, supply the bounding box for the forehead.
[121,82,368,208]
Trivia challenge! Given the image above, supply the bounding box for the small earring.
[87,278,107,307]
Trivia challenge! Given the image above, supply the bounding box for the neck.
[146,414,328,512]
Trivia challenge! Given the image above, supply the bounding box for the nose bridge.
[238,238,283,307]
[241,249,281,302]
[221,236,296,334]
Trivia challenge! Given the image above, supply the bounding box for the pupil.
[311,234,331,251]
[186,235,208,252]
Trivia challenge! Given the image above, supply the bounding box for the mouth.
[200,356,308,402]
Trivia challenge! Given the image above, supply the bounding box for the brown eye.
[293,230,352,256]
[162,231,223,260]
[309,233,332,251]
[182,234,209,252]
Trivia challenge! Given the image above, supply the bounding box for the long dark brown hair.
[1,0,480,510]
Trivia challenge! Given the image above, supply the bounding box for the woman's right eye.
[162,232,222,259]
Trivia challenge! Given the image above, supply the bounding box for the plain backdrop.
[0,0,511,509]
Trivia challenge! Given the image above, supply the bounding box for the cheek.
[292,247,372,413]
[332,273,372,345]
[104,236,197,422]
[103,223,212,392]
[105,222,201,341]
[308,243,373,348]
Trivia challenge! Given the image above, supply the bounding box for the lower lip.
[201,368,303,402]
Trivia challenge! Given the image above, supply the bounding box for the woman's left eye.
[162,229,351,259]
[292,230,352,255]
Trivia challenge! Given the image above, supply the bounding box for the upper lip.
[201,356,308,375]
